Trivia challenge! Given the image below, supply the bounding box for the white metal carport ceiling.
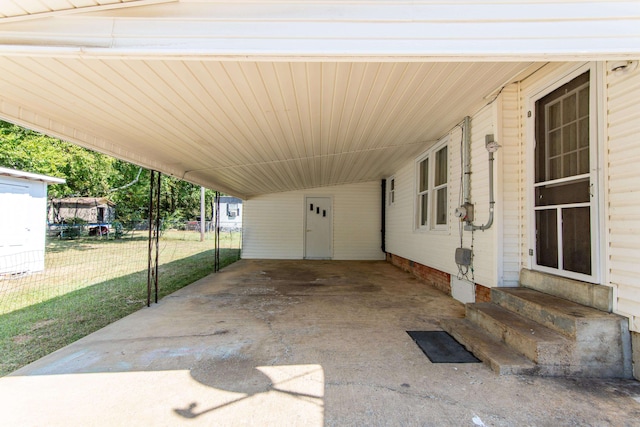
[1,1,639,199]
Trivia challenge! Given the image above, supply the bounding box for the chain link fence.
[0,221,241,315]
[0,179,242,376]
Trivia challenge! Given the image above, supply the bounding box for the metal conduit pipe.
[466,134,500,232]
[462,116,472,205]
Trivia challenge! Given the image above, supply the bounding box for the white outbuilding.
[0,167,65,274]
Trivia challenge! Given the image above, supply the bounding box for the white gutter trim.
[0,45,639,62]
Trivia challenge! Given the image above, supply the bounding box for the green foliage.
[0,120,221,223]
[0,244,241,376]
[0,121,114,198]
[109,165,151,224]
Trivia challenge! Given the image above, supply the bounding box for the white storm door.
[532,69,599,282]
[305,197,332,259]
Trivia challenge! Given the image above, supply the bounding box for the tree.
[1,120,219,225]
[0,121,115,198]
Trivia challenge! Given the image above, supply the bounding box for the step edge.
[468,302,571,344]
[492,287,616,319]
[441,318,537,376]
[466,303,573,364]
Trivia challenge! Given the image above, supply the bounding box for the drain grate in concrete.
[407,331,481,363]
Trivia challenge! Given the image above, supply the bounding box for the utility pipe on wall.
[462,116,472,205]
[465,134,500,232]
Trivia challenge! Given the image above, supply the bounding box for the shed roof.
[0,166,66,184]
[51,197,115,207]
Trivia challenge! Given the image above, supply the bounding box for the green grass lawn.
[0,230,241,376]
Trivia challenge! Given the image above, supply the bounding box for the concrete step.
[491,287,623,339]
[465,302,572,365]
[440,318,538,375]
[519,269,612,312]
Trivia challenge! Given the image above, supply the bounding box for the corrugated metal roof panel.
[0,0,171,22]
[0,58,533,197]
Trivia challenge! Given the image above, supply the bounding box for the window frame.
[415,136,449,232]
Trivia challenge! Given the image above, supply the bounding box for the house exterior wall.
[606,62,640,334]
[498,84,523,287]
[386,61,640,378]
[498,61,640,379]
[385,105,498,288]
[218,201,243,230]
[507,61,640,332]
[0,175,48,273]
[385,61,640,295]
[243,181,384,260]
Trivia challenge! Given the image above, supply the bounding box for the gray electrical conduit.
[464,140,499,231]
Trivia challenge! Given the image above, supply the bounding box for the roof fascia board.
[0,166,66,184]
[1,1,639,60]
[0,46,639,62]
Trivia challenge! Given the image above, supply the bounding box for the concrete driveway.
[1,259,639,426]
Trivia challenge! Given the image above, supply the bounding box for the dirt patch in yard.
[11,335,32,344]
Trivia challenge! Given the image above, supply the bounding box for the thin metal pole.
[146,170,155,307]
[200,186,205,242]
[154,172,161,304]
[214,191,220,272]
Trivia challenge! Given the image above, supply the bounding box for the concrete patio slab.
[1,259,639,426]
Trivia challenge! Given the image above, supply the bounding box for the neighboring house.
[49,197,116,225]
[1,2,639,378]
[218,196,242,230]
[0,167,65,274]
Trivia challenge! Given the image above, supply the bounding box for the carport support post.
[147,170,161,307]
[214,191,220,272]
[200,186,205,242]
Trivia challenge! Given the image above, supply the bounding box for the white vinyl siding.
[243,181,384,260]
[387,106,496,287]
[499,84,523,286]
[515,62,640,332]
[606,62,640,332]
[467,106,498,287]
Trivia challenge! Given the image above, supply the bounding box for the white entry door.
[305,197,332,259]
